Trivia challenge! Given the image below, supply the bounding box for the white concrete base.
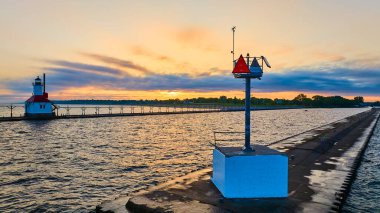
[212,145,288,198]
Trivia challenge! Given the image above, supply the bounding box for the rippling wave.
[343,120,380,212]
[0,108,369,212]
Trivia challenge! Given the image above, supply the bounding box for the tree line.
[53,94,375,108]
[182,94,366,107]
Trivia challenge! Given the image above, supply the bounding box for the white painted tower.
[25,74,54,117]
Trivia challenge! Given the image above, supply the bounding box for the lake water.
[0,108,370,212]
[342,118,380,212]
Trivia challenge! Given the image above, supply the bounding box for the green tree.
[292,94,312,106]
[293,94,307,102]
[219,96,227,103]
[354,96,364,104]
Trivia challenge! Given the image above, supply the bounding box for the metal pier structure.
[0,104,246,122]
[0,104,302,122]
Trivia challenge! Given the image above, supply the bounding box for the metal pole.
[244,53,253,152]
[43,73,46,93]
[232,26,236,69]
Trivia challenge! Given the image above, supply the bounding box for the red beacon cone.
[232,55,250,76]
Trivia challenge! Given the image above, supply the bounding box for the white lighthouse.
[25,73,54,117]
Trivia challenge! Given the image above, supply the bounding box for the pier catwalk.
[97,108,380,213]
[0,105,301,122]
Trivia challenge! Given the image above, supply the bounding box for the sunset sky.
[0,0,379,103]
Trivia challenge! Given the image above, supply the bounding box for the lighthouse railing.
[1,103,246,121]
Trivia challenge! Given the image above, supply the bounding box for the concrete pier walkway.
[97,108,379,213]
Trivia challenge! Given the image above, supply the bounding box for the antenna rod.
[43,73,46,93]
[231,26,236,69]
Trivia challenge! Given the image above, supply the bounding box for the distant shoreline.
[2,93,380,108]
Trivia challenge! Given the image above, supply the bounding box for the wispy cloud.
[256,68,380,95]
[46,60,126,76]
[131,46,173,62]
[312,51,346,62]
[2,55,380,100]
[80,53,154,75]
[3,62,380,98]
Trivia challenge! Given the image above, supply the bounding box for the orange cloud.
[175,27,220,51]
[343,55,380,68]
[0,88,13,96]
[312,51,346,62]
[131,46,173,62]
[50,86,242,100]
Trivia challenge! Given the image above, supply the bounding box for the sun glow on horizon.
[34,86,379,102]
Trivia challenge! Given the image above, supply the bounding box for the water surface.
[343,119,380,212]
[0,108,368,212]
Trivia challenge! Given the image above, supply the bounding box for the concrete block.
[212,145,288,198]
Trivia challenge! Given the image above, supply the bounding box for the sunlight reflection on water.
[0,108,369,211]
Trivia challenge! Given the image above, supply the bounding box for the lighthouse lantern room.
[25,73,54,117]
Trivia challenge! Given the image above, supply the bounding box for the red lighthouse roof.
[26,93,50,103]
